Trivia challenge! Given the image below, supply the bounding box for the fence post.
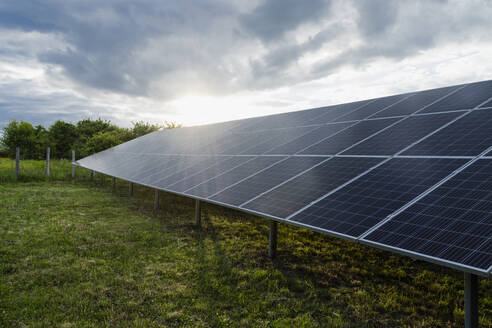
[154,189,160,213]
[195,199,202,226]
[269,220,278,258]
[71,150,75,178]
[46,147,50,177]
[15,147,20,179]
[90,170,94,181]
[99,173,103,184]
[112,177,116,190]
[129,182,133,196]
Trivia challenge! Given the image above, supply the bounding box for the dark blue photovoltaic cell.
[421,80,492,113]
[300,117,400,155]
[236,107,329,131]
[211,156,326,206]
[402,110,492,156]
[185,156,285,198]
[363,159,492,270]
[243,157,383,218]
[289,158,467,238]
[266,122,352,155]
[343,112,461,155]
[305,101,370,124]
[238,126,316,155]
[100,153,156,178]
[129,155,182,181]
[333,94,409,122]
[138,156,195,185]
[153,156,224,188]
[370,85,459,118]
[168,156,253,192]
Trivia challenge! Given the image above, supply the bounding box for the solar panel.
[186,156,286,198]
[370,85,459,118]
[289,158,467,239]
[300,117,400,155]
[362,159,492,272]
[238,126,317,155]
[402,110,492,156]
[75,79,492,276]
[333,94,410,122]
[167,156,253,192]
[153,156,224,188]
[242,157,383,218]
[266,122,352,155]
[420,80,492,113]
[343,112,462,155]
[211,156,326,205]
[305,100,370,124]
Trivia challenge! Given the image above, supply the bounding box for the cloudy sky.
[1,0,492,128]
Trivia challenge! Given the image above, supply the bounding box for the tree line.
[0,119,181,159]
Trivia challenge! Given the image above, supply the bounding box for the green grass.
[0,160,491,327]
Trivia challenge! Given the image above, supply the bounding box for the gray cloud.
[313,0,492,77]
[0,0,491,127]
[240,0,331,42]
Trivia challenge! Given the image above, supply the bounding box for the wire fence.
[0,148,91,183]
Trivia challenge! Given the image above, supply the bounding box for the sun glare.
[168,94,268,127]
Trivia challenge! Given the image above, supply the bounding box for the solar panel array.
[76,79,492,276]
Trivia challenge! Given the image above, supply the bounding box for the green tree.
[0,120,36,158]
[32,125,50,159]
[84,131,125,154]
[164,121,182,129]
[130,121,162,139]
[74,118,117,157]
[48,120,77,158]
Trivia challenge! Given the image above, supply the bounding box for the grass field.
[0,159,491,327]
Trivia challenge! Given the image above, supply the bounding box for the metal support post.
[46,147,50,177]
[90,170,94,181]
[269,220,278,258]
[112,177,116,190]
[464,273,478,328]
[71,150,75,178]
[195,199,201,226]
[129,182,133,196]
[99,173,103,184]
[154,189,160,212]
[15,147,19,179]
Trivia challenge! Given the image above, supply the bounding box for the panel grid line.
[238,156,334,207]
[285,109,476,223]
[168,156,254,190]
[183,156,286,194]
